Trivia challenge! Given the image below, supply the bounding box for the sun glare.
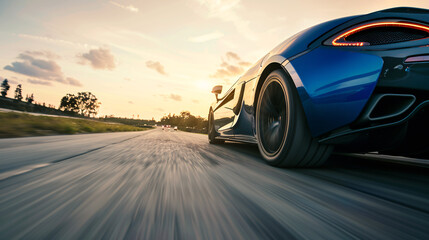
[196,80,212,91]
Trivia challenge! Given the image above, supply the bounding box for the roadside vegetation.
[0,112,148,138]
[1,78,101,118]
[59,92,100,117]
[1,78,207,135]
[99,116,156,128]
[160,111,208,133]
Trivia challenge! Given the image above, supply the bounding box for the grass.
[0,112,149,138]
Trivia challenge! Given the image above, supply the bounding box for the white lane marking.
[0,163,52,181]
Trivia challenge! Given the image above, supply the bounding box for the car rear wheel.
[256,70,332,167]
[208,110,224,144]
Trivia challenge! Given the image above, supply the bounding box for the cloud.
[189,31,224,43]
[4,52,82,87]
[155,108,165,112]
[146,61,167,75]
[120,30,157,42]
[169,94,182,101]
[239,61,252,67]
[192,99,199,104]
[78,48,116,70]
[194,0,257,41]
[110,1,139,13]
[226,51,240,61]
[210,52,249,80]
[27,79,53,86]
[124,77,131,81]
[18,34,95,49]
[65,77,83,87]
[196,0,240,15]
[128,101,134,104]
[160,93,182,101]
[210,65,242,78]
[24,50,60,60]
[6,53,63,79]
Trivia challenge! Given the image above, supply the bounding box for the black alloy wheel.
[256,70,332,167]
[208,110,224,144]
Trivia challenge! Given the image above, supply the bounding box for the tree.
[76,92,100,117]
[59,93,79,113]
[14,84,23,101]
[160,111,208,133]
[1,79,10,97]
[59,92,101,117]
[26,93,35,104]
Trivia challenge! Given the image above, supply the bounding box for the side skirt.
[216,135,258,144]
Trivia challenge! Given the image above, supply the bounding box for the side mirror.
[211,85,222,102]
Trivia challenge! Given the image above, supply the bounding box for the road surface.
[1,129,428,239]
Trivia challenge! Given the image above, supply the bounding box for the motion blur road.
[1,129,429,239]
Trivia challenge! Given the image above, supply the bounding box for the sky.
[0,0,428,120]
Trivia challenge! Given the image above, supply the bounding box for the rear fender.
[286,47,384,137]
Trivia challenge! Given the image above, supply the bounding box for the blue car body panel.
[288,47,384,136]
[211,7,429,144]
[270,16,359,59]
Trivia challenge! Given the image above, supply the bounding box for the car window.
[216,89,235,110]
[220,77,240,99]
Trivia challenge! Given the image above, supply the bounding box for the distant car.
[174,126,178,131]
[208,7,429,167]
[161,125,164,130]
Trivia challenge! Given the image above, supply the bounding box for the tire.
[255,70,332,167]
[208,110,224,144]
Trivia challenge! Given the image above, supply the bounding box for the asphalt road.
[1,129,428,239]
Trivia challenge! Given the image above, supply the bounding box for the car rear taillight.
[330,21,429,47]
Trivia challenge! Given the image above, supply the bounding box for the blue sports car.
[208,7,429,167]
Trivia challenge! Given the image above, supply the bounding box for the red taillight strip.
[405,55,429,63]
[332,22,429,47]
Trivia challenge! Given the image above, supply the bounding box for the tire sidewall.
[256,70,295,164]
[208,110,215,140]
